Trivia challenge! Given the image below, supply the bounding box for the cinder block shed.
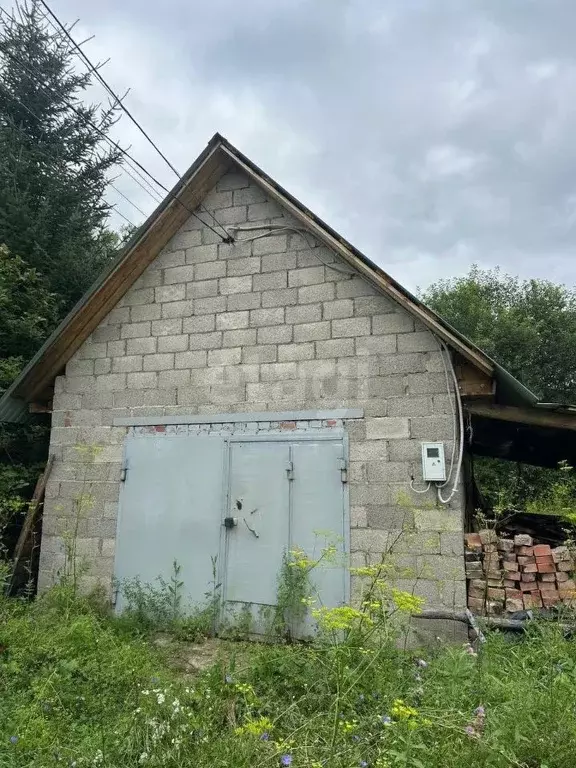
[0,134,537,634]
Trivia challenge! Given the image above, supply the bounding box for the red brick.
[505,588,523,600]
[520,581,535,592]
[522,563,538,573]
[533,544,552,557]
[535,555,554,566]
[552,546,571,562]
[514,534,533,547]
[502,553,517,563]
[486,600,503,615]
[539,581,558,592]
[517,545,534,556]
[465,533,482,548]
[517,555,536,566]
[506,598,524,612]
[537,562,556,574]
[487,578,504,587]
[483,543,498,554]
[523,593,542,609]
[479,529,498,546]
[521,572,537,583]
[542,592,560,607]
[503,579,517,588]
[487,587,505,601]
[556,571,570,582]
[503,560,520,572]
[498,538,515,553]
[467,597,485,613]
[557,560,573,572]
[540,572,557,582]
[560,578,576,591]
[468,585,486,599]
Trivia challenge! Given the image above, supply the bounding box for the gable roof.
[0,132,538,423]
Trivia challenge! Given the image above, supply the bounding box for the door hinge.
[286,460,294,481]
[339,458,348,483]
[120,459,129,482]
[111,586,119,607]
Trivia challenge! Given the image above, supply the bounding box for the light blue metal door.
[291,440,348,636]
[114,434,224,614]
[222,441,290,632]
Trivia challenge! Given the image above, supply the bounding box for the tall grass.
[1,582,575,768]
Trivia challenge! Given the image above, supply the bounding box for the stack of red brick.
[465,530,576,614]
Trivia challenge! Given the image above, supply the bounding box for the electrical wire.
[0,25,232,242]
[436,340,465,505]
[410,479,431,494]
[436,339,458,488]
[34,0,231,240]
[0,82,146,227]
[228,224,357,275]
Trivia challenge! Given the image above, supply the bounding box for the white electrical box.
[421,442,446,482]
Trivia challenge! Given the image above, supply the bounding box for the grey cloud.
[53,0,576,289]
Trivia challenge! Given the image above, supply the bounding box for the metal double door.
[114,433,349,635]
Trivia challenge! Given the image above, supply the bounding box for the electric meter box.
[421,442,446,482]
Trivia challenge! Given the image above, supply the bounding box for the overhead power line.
[0,14,233,242]
[34,1,231,241]
[109,182,147,217]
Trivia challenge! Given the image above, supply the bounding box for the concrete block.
[121,322,151,339]
[202,189,233,209]
[355,335,397,356]
[365,504,415,530]
[261,288,298,308]
[95,373,127,391]
[242,345,277,364]
[127,337,156,355]
[164,265,195,284]
[337,357,379,378]
[183,315,215,334]
[93,358,111,375]
[208,347,242,367]
[188,332,222,350]
[155,284,185,303]
[66,359,94,377]
[134,269,162,289]
[288,266,324,287]
[410,415,454,440]
[209,383,246,403]
[167,230,202,250]
[216,311,249,330]
[214,205,247,226]
[174,350,207,369]
[336,278,377,299]
[297,246,335,268]
[143,353,175,371]
[354,295,397,315]
[248,201,283,220]
[387,396,433,417]
[351,528,393,554]
[381,353,427,375]
[373,313,415,335]
[186,279,218,299]
[233,185,267,205]
[161,300,195,319]
[253,271,288,291]
[152,318,183,337]
[185,244,218,264]
[79,342,108,359]
[278,343,315,362]
[226,256,261,276]
[91,326,120,344]
[194,296,226,315]
[159,369,191,389]
[323,299,353,320]
[331,317,371,338]
[156,334,188,353]
[227,291,262,311]
[414,507,463,533]
[298,359,336,378]
[261,252,295,272]
[122,287,154,306]
[366,417,409,440]
[250,307,285,326]
[440,532,465,556]
[398,332,439,353]
[252,234,287,255]
[350,441,388,461]
[298,283,335,304]
[294,321,330,342]
[131,304,162,322]
[107,340,127,357]
[351,506,368,528]
[114,389,177,407]
[286,304,322,325]
[223,329,257,347]
[195,260,226,280]
[150,249,185,270]
[260,362,298,382]
[112,355,143,373]
[315,338,354,358]
[257,325,292,344]
[127,372,158,389]
[219,276,253,295]
[407,373,448,395]
[216,172,250,191]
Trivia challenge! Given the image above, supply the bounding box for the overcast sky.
[43,0,576,291]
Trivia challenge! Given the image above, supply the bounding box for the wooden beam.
[29,402,52,413]
[455,360,495,398]
[466,403,576,432]
[7,455,54,594]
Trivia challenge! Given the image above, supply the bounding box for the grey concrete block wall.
[39,170,466,610]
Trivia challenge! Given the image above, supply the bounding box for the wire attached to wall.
[435,339,465,505]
